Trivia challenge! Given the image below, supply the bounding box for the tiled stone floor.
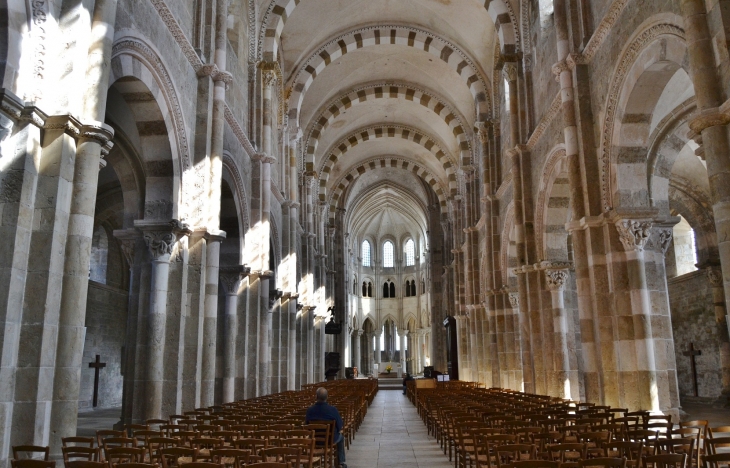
[346,390,453,468]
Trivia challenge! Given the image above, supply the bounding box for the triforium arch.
[534,145,569,261]
[304,82,473,167]
[327,156,450,222]
[286,25,492,127]
[601,20,687,211]
[317,125,459,200]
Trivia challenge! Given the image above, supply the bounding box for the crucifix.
[88,354,106,408]
[683,343,702,397]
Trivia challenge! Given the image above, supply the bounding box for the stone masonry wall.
[668,271,722,400]
[79,281,129,410]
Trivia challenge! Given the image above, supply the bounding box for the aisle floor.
[345,390,453,468]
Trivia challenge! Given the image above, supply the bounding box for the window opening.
[362,240,371,267]
[383,241,394,267]
[405,239,415,266]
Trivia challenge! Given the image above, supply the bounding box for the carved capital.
[502,62,518,82]
[689,108,730,134]
[79,121,115,145]
[135,219,191,260]
[616,219,652,252]
[219,265,250,295]
[113,229,141,268]
[522,53,533,72]
[508,292,520,309]
[545,269,569,291]
[657,228,673,254]
[707,268,723,287]
[551,60,570,79]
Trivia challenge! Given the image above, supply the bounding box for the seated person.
[306,387,346,468]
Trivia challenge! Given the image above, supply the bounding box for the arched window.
[353,277,357,295]
[405,239,415,266]
[405,280,411,297]
[362,240,371,267]
[673,215,698,276]
[410,281,416,297]
[362,281,367,297]
[367,282,372,297]
[389,282,396,298]
[90,225,109,284]
[421,278,425,294]
[383,241,394,267]
[383,282,389,298]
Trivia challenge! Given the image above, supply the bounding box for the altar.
[374,361,402,378]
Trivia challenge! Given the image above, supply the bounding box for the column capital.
[615,219,653,252]
[134,219,191,260]
[707,267,724,287]
[356,329,364,337]
[219,265,250,295]
[689,107,730,135]
[113,229,142,267]
[508,292,520,309]
[545,269,569,291]
[259,61,282,88]
[398,329,409,337]
[204,229,227,243]
[502,61,518,82]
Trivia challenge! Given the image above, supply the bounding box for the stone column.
[201,232,225,407]
[681,0,730,323]
[545,266,575,400]
[364,332,372,376]
[219,265,248,403]
[399,329,408,376]
[707,267,730,398]
[49,123,113,455]
[503,62,520,147]
[615,219,660,412]
[135,220,189,420]
[374,330,382,366]
[353,329,362,372]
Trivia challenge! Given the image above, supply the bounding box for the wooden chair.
[232,439,267,463]
[12,446,50,461]
[604,442,643,468]
[62,446,99,464]
[703,454,730,468]
[147,437,181,464]
[66,462,106,468]
[493,444,537,468]
[10,461,55,468]
[210,448,250,468]
[106,447,146,468]
[175,463,222,468]
[190,438,223,461]
[643,454,687,468]
[244,463,289,468]
[578,458,627,468]
[115,464,157,468]
[280,438,316,468]
[707,438,730,457]
[159,447,198,468]
[305,421,335,468]
[260,447,301,467]
[512,462,561,468]
[547,443,588,468]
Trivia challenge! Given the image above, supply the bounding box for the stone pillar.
[219,265,248,403]
[49,123,113,455]
[615,219,660,412]
[399,329,408,377]
[681,0,730,325]
[503,62,520,147]
[201,233,225,407]
[353,329,362,372]
[374,331,382,366]
[545,266,576,400]
[135,220,190,420]
[706,268,730,398]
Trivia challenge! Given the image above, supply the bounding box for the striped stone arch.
[286,26,492,126]
[304,83,472,171]
[318,125,458,200]
[259,0,518,61]
[326,156,450,222]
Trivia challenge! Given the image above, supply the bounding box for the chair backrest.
[12,446,50,461]
[10,461,55,468]
[512,462,561,468]
[105,447,145,467]
[643,454,687,468]
[115,464,157,468]
[173,463,222,468]
[66,462,106,468]
[703,453,730,468]
[260,447,301,467]
[210,448,250,468]
[96,430,125,449]
[303,423,331,447]
[243,463,289,468]
[578,457,627,468]
[62,446,99,463]
[159,447,198,468]
[62,437,95,448]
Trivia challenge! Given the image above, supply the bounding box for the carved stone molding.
[113,229,141,268]
[508,293,520,309]
[707,268,723,287]
[616,219,652,252]
[475,121,490,143]
[545,269,569,291]
[80,122,115,145]
[657,228,673,254]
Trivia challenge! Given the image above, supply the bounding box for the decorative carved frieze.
[508,293,520,309]
[657,228,673,254]
[219,265,250,295]
[616,219,653,252]
[502,62,518,82]
[135,219,191,260]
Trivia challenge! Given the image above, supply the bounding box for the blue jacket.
[305,401,344,440]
